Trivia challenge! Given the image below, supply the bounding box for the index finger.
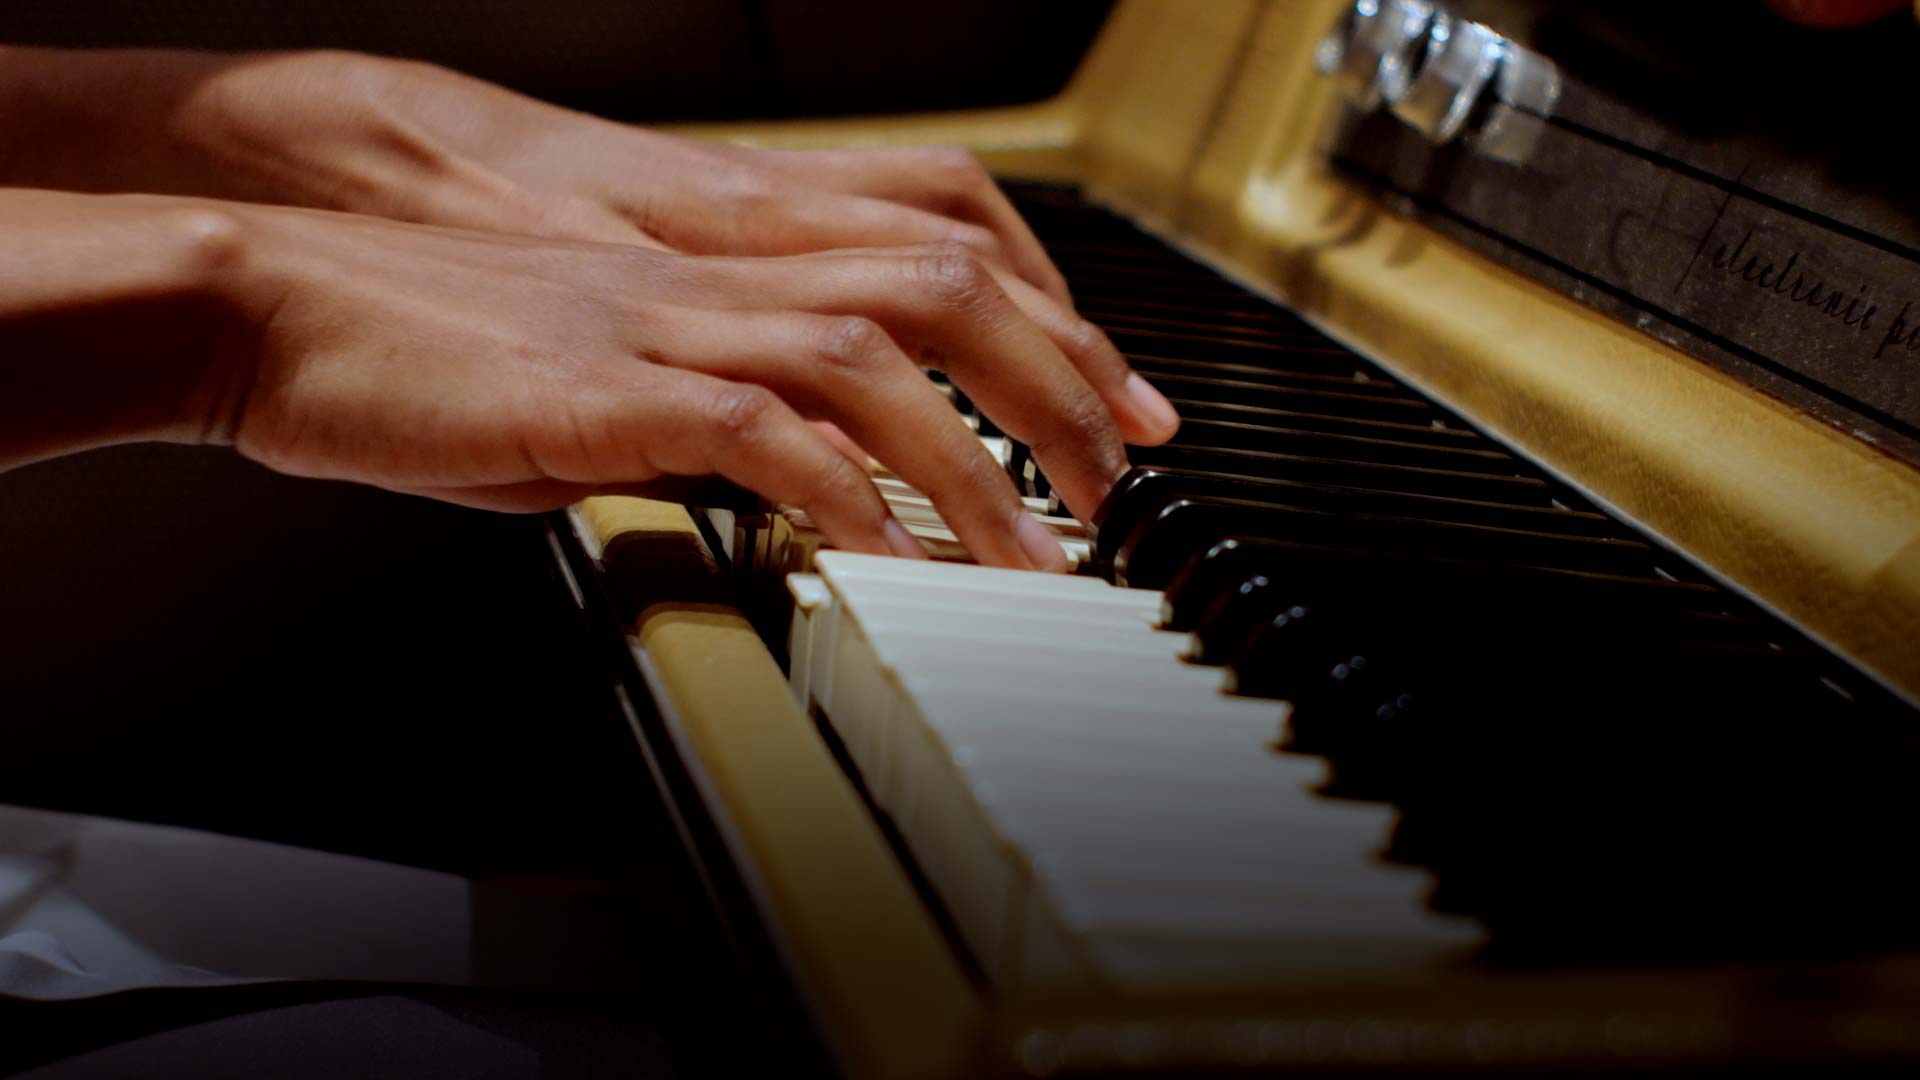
[716,145,1074,306]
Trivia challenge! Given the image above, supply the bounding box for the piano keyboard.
[723,185,1920,993]
[788,550,1483,995]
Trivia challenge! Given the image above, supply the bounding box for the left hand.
[83,49,1074,304]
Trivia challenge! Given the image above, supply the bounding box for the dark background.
[0,0,1112,123]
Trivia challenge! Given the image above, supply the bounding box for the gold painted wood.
[577,496,984,1080]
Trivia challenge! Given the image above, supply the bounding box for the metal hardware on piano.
[550,3,1920,1076]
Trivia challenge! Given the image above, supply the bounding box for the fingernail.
[1125,374,1181,438]
[883,518,929,559]
[1016,513,1070,573]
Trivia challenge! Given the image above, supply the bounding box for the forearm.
[0,188,248,469]
[0,45,226,194]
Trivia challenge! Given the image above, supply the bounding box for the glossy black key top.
[1171,418,1523,474]
[1152,394,1480,446]
[1094,468,1659,586]
[1219,604,1354,702]
[1187,579,1306,666]
[1129,445,1554,504]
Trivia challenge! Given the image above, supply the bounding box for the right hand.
[205,204,1163,571]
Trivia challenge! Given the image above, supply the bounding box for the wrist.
[0,190,259,467]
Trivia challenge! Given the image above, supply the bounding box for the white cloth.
[0,804,474,1000]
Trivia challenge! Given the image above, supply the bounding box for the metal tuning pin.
[1472,39,1561,165]
[1315,0,1437,111]
[1386,11,1504,145]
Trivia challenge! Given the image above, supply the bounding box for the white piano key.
[823,610,902,787]
[818,551,1158,613]
[795,551,1481,998]
[883,708,1036,985]
[871,477,1054,517]
[843,602,1185,661]
[816,612,1235,806]
[883,500,1090,540]
[828,571,1147,621]
[829,579,1162,631]
[890,685,1295,832]
[960,767,1389,872]
[784,573,832,708]
[788,512,1090,568]
[906,689,1289,760]
[882,641,1241,706]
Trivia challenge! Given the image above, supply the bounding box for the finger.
[536,365,923,560]
[783,244,1178,446]
[809,419,872,467]
[393,160,672,249]
[711,145,1073,304]
[636,308,1066,571]
[638,181,1021,281]
[685,251,1133,524]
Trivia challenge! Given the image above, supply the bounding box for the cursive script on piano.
[1700,227,1920,362]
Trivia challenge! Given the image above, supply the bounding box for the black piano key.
[1127,445,1554,504]
[1162,538,1361,632]
[1139,376,1442,429]
[1168,418,1524,474]
[1161,535,1726,633]
[1105,326,1362,368]
[1004,184,1920,969]
[1186,579,1306,666]
[1098,317,1361,352]
[1123,497,1662,588]
[1106,325,1376,367]
[1078,294,1329,335]
[1120,345,1389,384]
[1093,468,1655,583]
[1217,605,1361,701]
[1131,461,1601,534]
[1151,393,1479,446]
[1129,354,1424,398]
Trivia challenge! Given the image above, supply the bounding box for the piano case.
[552,2,1920,1076]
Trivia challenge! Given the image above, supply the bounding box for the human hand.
[199,204,1166,570]
[18,48,1074,304]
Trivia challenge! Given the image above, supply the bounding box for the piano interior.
[553,2,1920,1077]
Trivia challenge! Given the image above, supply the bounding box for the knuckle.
[917,250,995,307]
[1069,316,1117,359]
[706,384,777,439]
[803,456,872,511]
[811,316,892,373]
[167,207,248,278]
[722,168,781,211]
[1035,386,1115,452]
[925,146,989,186]
[951,441,1012,494]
